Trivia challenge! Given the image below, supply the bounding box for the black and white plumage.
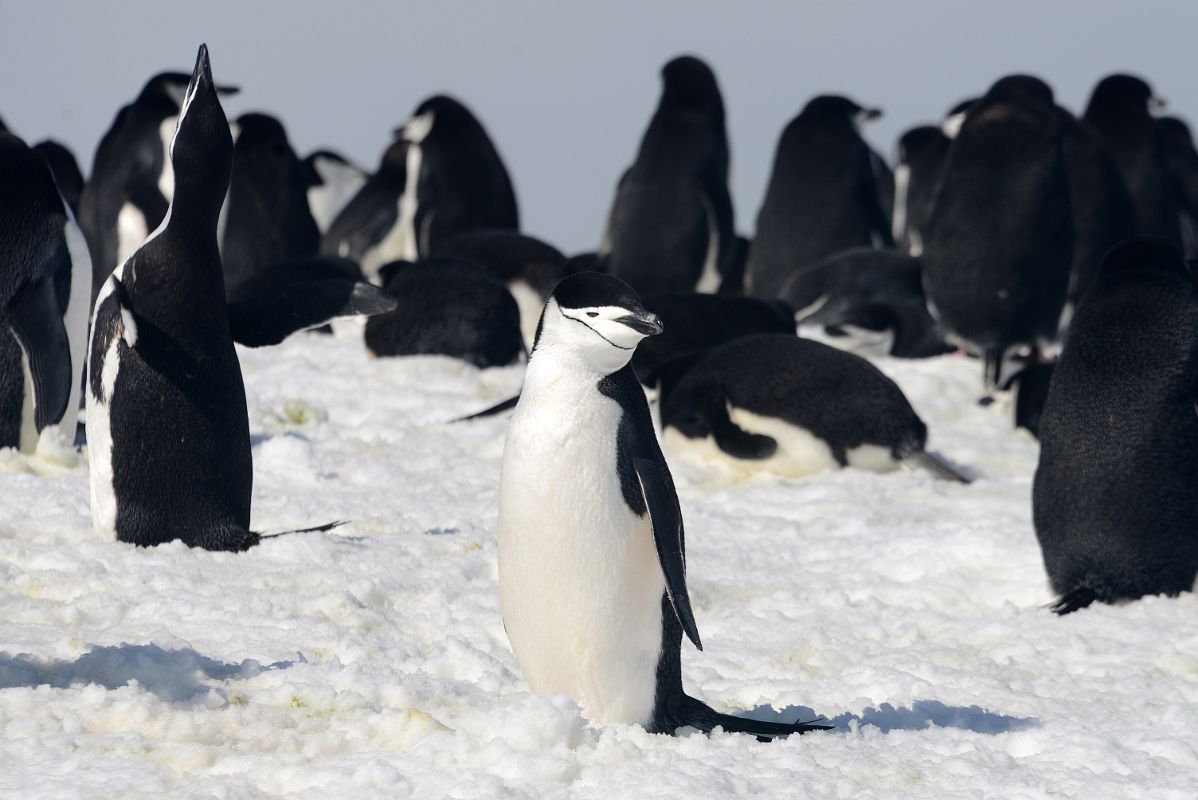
[600,55,735,295]
[78,69,237,304]
[921,75,1073,388]
[1033,239,1198,614]
[746,95,893,299]
[658,334,967,482]
[32,140,86,216]
[0,132,92,452]
[499,272,829,737]
[892,126,950,256]
[320,138,409,283]
[301,150,367,234]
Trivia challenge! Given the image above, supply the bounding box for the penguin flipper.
[633,455,702,651]
[6,274,73,430]
[903,450,973,484]
[701,388,777,459]
[258,520,346,538]
[226,280,397,347]
[664,695,833,739]
[1050,587,1098,615]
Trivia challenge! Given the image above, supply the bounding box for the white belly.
[116,203,148,267]
[498,381,665,726]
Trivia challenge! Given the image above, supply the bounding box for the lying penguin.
[499,271,830,737]
[657,335,970,482]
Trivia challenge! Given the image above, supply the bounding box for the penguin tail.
[1049,586,1099,615]
[671,696,834,741]
[257,520,347,540]
[983,349,1005,391]
[451,394,520,422]
[904,450,973,484]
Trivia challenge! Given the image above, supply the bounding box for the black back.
[1156,116,1198,257]
[922,75,1073,379]
[746,95,893,298]
[221,112,320,300]
[321,138,408,262]
[364,258,522,367]
[32,140,85,215]
[604,55,734,295]
[895,126,951,253]
[661,334,926,462]
[1033,239,1198,607]
[408,95,518,258]
[436,229,566,296]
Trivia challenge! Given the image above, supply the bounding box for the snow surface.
[2,325,1196,798]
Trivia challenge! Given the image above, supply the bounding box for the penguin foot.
[187,527,262,552]
[662,696,834,740]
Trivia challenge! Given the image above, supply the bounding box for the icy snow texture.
[1,327,1196,799]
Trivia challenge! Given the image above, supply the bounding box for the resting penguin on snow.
[1033,239,1198,614]
[78,69,238,303]
[499,272,830,736]
[0,132,92,452]
[657,335,969,482]
[87,45,392,552]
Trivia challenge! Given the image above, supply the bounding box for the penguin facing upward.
[78,70,238,304]
[1033,239,1198,613]
[745,95,893,299]
[0,132,92,452]
[499,272,829,737]
[892,126,951,255]
[220,112,320,301]
[396,95,519,259]
[32,140,85,216]
[302,150,367,234]
[600,55,735,295]
[320,137,409,283]
[921,75,1073,388]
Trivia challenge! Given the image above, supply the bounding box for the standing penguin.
[86,45,367,551]
[1033,239,1198,613]
[301,150,367,234]
[921,75,1073,388]
[600,55,735,295]
[0,132,92,452]
[745,95,893,299]
[220,112,321,300]
[32,140,86,216]
[499,272,828,737]
[892,125,951,255]
[78,70,238,303]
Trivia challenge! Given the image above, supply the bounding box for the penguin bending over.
[1033,239,1198,613]
[321,138,409,283]
[302,150,367,234]
[499,272,830,737]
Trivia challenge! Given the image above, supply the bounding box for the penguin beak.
[1150,95,1167,115]
[860,107,883,123]
[617,312,663,336]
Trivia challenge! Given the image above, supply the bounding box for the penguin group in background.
[220,112,321,300]
[921,75,1073,388]
[302,150,367,233]
[746,95,892,298]
[499,272,829,737]
[600,55,735,295]
[86,45,388,552]
[32,140,86,215]
[78,70,238,303]
[892,125,950,255]
[1034,239,1198,613]
[321,137,410,282]
[0,132,92,452]
[658,335,968,482]
[364,258,523,368]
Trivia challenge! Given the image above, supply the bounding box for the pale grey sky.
[4,1,1196,251]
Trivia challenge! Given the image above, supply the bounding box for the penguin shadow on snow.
[824,700,1037,734]
[0,643,296,702]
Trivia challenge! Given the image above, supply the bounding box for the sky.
[4,1,1198,252]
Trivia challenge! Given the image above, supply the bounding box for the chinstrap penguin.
[302,150,367,234]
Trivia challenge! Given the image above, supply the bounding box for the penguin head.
[533,272,662,374]
[897,125,950,166]
[942,97,977,138]
[659,55,725,122]
[166,44,233,219]
[802,95,882,131]
[232,112,300,185]
[985,75,1056,111]
[377,137,410,178]
[1088,74,1162,118]
[398,95,487,151]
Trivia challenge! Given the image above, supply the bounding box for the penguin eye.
[586,311,599,318]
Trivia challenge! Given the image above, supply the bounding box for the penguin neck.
[524,346,632,398]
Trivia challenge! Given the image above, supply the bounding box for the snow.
[2,326,1196,798]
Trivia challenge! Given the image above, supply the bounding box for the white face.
[535,299,659,374]
[400,111,435,144]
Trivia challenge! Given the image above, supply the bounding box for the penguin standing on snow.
[220,112,321,300]
[78,70,238,302]
[921,75,1073,388]
[499,272,829,737]
[600,55,735,295]
[1033,239,1198,614]
[746,95,893,299]
[87,45,386,552]
[0,132,92,452]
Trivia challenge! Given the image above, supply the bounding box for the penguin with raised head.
[301,150,367,233]
[746,95,893,298]
[220,112,320,300]
[78,69,238,303]
[499,272,830,737]
[1034,239,1198,613]
[320,138,409,283]
[86,45,372,552]
[921,75,1073,388]
[0,132,92,452]
[32,140,85,215]
[892,126,950,255]
[600,55,735,295]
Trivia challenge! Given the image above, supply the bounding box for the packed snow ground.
[1,324,1196,799]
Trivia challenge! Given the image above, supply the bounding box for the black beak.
[617,312,663,336]
[864,107,883,121]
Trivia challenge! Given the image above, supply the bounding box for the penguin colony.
[2,43,1197,741]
